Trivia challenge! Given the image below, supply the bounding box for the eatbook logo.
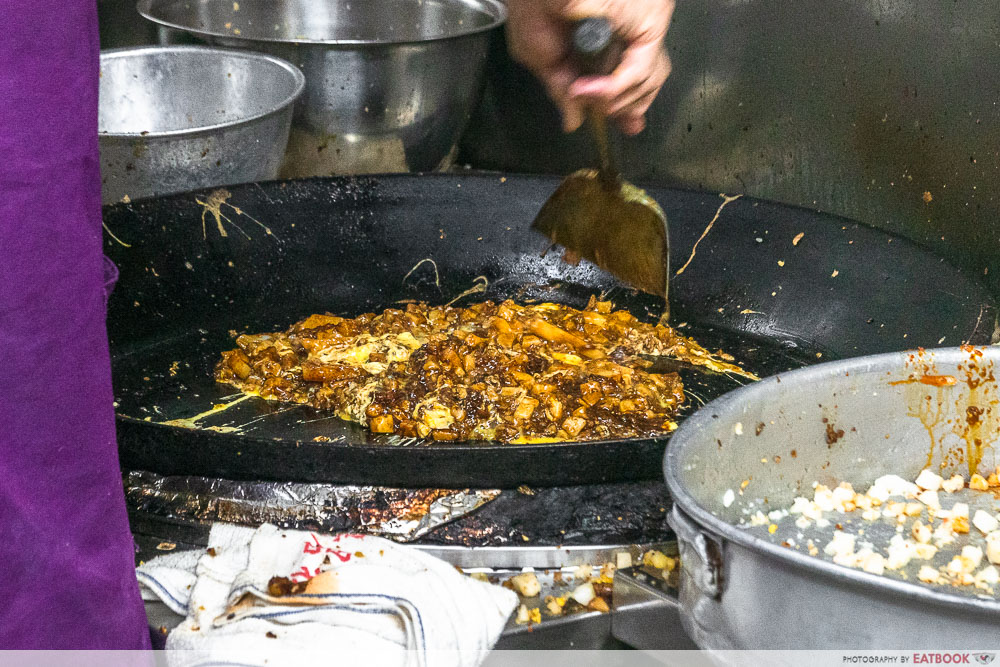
[974,655,995,666]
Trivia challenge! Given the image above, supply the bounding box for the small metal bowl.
[137,0,507,176]
[99,46,305,204]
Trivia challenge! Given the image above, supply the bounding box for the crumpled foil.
[124,470,500,542]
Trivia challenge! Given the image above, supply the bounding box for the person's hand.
[506,0,675,135]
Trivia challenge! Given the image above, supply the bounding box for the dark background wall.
[100,0,1000,294]
[460,1,1000,295]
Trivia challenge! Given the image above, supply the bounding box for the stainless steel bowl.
[99,46,304,204]
[137,0,507,176]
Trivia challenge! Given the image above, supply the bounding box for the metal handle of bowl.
[668,506,724,600]
[608,507,724,649]
[611,563,699,650]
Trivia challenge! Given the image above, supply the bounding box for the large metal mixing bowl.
[137,0,507,176]
[99,46,304,204]
[662,347,1000,650]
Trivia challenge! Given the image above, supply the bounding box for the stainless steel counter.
[137,532,694,649]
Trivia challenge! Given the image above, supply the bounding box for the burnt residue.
[128,476,675,549]
[267,576,306,597]
[955,347,999,474]
[825,422,845,446]
[967,405,983,426]
[418,481,673,547]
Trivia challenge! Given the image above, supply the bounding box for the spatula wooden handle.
[571,18,624,180]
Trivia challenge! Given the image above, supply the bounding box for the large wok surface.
[104,173,996,487]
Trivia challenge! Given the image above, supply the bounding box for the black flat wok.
[103,173,996,487]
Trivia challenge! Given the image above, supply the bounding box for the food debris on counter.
[489,547,677,628]
[642,549,676,574]
[510,572,540,597]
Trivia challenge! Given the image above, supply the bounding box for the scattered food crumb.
[747,466,1000,592]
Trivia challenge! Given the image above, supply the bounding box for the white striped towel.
[137,523,517,667]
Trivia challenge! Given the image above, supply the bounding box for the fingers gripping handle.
[571,17,624,76]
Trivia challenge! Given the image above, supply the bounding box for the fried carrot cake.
[215,297,755,442]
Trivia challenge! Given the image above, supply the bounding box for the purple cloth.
[0,1,150,649]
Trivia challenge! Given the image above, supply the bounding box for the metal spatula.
[532,17,670,321]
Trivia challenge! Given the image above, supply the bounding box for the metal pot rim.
[136,0,507,47]
[98,45,305,139]
[664,346,1000,616]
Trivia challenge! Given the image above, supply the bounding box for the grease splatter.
[196,189,276,241]
[675,193,741,276]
